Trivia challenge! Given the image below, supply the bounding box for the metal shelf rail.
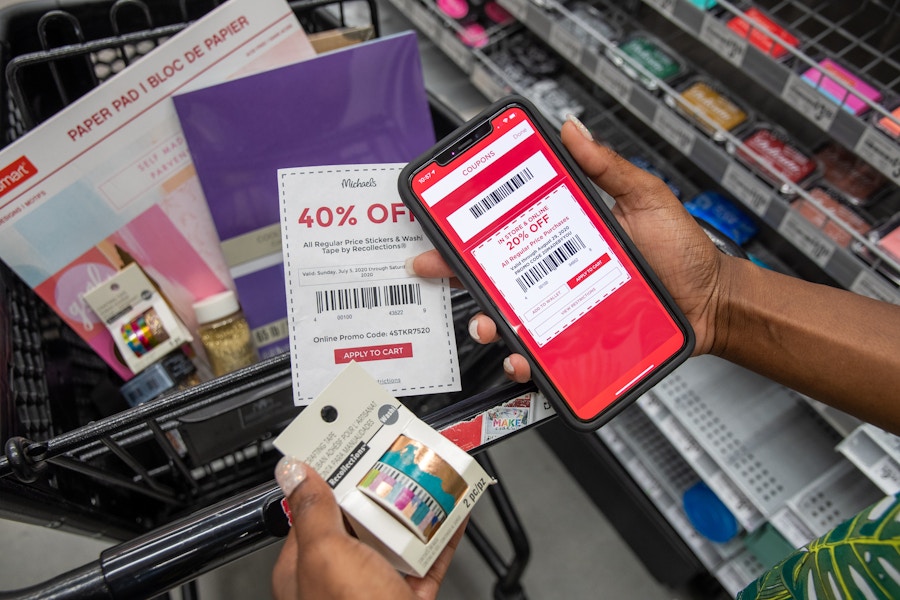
[494,0,900,304]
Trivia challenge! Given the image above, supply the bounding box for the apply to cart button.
[334,342,413,364]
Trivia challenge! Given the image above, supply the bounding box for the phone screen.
[408,105,689,422]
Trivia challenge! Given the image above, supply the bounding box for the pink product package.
[802,58,882,116]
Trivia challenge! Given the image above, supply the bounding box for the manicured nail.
[567,113,593,141]
[404,257,417,277]
[503,356,515,375]
[468,317,481,342]
[275,456,307,498]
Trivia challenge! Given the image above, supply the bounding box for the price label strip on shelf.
[722,163,774,217]
[653,107,697,156]
[548,22,584,67]
[855,126,900,187]
[439,29,475,73]
[279,164,461,404]
[407,1,441,41]
[498,0,530,23]
[778,210,836,268]
[643,0,676,16]
[851,269,900,305]
[470,63,509,102]
[700,14,748,68]
[769,507,816,549]
[781,74,839,132]
[593,57,635,105]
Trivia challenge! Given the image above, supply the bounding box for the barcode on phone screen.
[469,168,534,219]
[315,283,422,313]
[516,235,586,292]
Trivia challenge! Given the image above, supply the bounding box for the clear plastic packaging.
[725,6,799,62]
[814,141,888,208]
[791,183,873,249]
[605,31,686,92]
[665,75,752,142]
[729,123,819,195]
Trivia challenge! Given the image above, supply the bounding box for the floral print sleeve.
[737,493,900,600]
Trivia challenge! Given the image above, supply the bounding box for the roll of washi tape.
[120,308,170,357]
[121,322,147,356]
[358,435,467,543]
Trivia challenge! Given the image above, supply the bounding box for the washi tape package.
[274,361,494,577]
[82,263,194,375]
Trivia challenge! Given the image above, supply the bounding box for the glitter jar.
[193,290,258,377]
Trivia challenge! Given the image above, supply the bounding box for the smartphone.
[398,96,694,431]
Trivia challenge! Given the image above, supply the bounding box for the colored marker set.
[274,362,493,577]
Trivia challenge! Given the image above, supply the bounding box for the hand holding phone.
[399,96,694,431]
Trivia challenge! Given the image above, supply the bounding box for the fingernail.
[468,317,480,342]
[404,257,417,277]
[503,356,515,375]
[567,113,593,141]
[275,456,307,498]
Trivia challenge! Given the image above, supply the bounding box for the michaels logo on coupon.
[0,156,36,197]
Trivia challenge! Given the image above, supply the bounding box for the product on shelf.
[457,22,490,47]
[525,77,586,121]
[433,0,512,47]
[726,7,799,61]
[732,125,819,195]
[556,2,622,54]
[801,57,883,116]
[605,32,686,92]
[874,98,900,140]
[814,142,888,208]
[684,191,758,245]
[485,31,561,90]
[666,76,750,142]
[791,184,872,248]
[686,0,717,9]
[682,480,740,544]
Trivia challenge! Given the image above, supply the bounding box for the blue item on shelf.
[682,481,740,544]
[684,191,758,245]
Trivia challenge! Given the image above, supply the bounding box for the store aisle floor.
[0,427,711,599]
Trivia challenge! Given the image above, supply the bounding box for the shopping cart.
[0,0,543,597]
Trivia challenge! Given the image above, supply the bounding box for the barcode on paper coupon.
[516,235,586,292]
[315,283,423,314]
[469,167,534,219]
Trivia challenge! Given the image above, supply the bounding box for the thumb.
[560,118,671,213]
[275,456,345,547]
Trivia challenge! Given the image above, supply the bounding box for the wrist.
[707,254,759,361]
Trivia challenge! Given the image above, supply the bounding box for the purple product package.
[173,33,435,358]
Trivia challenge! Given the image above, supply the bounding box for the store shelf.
[768,459,883,548]
[379,0,897,592]
[494,0,900,304]
[639,0,900,187]
[838,424,900,495]
[598,407,762,596]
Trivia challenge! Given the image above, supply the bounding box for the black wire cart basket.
[0,1,542,597]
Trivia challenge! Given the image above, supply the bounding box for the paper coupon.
[279,164,461,403]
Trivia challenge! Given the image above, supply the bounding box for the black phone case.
[398,95,695,432]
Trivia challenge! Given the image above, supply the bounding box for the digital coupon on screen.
[405,101,692,427]
[279,164,461,404]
